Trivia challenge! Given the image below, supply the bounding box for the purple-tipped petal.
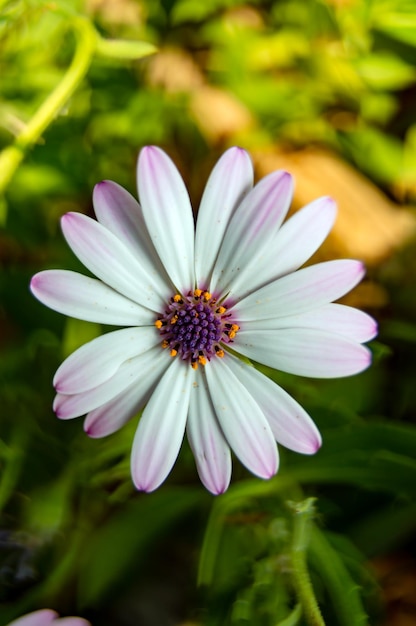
[7,610,58,626]
[61,212,165,312]
[187,368,232,494]
[54,327,158,394]
[205,357,278,479]
[137,146,195,292]
[225,354,321,454]
[131,359,194,492]
[241,303,378,343]
[84,348,168,437]
[54,349,164,419]
[233,260,366,321]
[30,270,154,326]
[195,147,253,288]
[211,170,293,298]
[236,328,372,378]
[93,181,173,298]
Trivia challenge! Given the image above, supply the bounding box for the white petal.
[131,359,194,492]
[8,610,58,626]
[204,357,278,479]
[61,212,165,312]
[30,270,154,326]
[210,170,293,298]
[236,328,372,378]
[54,349,165,419]
[251,197,337,293]
[93,181,173,298]
[241,303,378,343]
[137,146,195,292]
[225,354,321,454]
[233,260,365,321]
[187,368,232,494]
[84,349,169,437]
[54,327,158,394]
[195,147,253,288]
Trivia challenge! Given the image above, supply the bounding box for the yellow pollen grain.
[228,330,236,339]
[170,348,178,357]
[194,289,202,298]
[217,306,226,314]
[155,320,163,329]
[198,355,207,366]
[216,349,225,358]
[173,294,182,302]
[231,324,239,332]
[161,340,169,349]
[191,362,198,370]
[170,315,178,324]
[203,291,211,301]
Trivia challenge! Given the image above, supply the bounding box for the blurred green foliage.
[1,0,416,625]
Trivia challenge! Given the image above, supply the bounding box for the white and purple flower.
[30,146,377,494]
[7,609,90,626]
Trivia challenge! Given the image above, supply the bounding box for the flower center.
[155,289,239,369]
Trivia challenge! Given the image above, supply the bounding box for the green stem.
[0,17,96,195]
[290,498,325,626]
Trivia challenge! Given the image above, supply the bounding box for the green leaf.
[373,10,416,47]
[355,52,416,90]
[78,488,205,606]
[309,525,369,626]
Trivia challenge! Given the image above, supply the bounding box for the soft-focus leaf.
[78,488,205,606]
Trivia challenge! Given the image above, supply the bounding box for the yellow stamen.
[228,330,236,339]
[155,320,163,329]
[203,291,211,301]
[194,289,202,298]
[173,294,182,302]
[161,340,169,349]
[191,361,198,370]
[216,306,226,315]
[170,348,177,357]
[170,315,178,324]
[198,355,207,366]
[215,348,225,358]
[231,324,240,332]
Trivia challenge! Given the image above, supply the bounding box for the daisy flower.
[7,609,90,626]
[30,146,377,494]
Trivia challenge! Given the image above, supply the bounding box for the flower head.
[7,609,90,626]
[31,146,377,494]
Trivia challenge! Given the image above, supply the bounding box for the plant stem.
[290,498,325,626]
[0,17,96,195]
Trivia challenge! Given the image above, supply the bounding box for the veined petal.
[250,197,337,295]
[30,270,154,326]
[61,212,165,312]
[205,357,278,479]
[54,327,158,394]
[210,170,293,298]
[93,181,173,298]
[187,368,232,494]
[233,260,365,321]
[195,147,253,287]
[8,610,58,626]
[236,328,372,378]
[84,348,169,437]
[54,349,164,419]
[131,359,194,492]
[225,354,321,454]
[137,146,195,292]
[241,303,378,342]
